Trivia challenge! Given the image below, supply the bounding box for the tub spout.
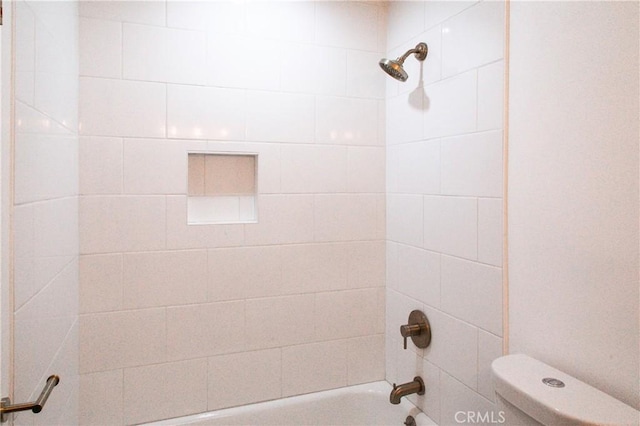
[390,377,425,404]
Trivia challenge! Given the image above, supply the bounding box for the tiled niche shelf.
[187,152,257,224]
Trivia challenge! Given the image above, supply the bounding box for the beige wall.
[509,1,639,410]
[12,1,79,424]
[77,2,387,424]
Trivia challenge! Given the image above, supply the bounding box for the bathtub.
[144,381,437,426]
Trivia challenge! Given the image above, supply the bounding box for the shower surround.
[384,2,506,424]
[78,2,387,424]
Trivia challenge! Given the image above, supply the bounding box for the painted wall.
[77,2,387,424]
[12,1,79,424]
[384,1,505,423]
[509,1,639,410]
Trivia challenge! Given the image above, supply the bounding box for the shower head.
[379,42,428,82]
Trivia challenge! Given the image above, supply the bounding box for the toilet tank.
[491,354,639,426]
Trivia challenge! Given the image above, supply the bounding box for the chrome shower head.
[379,42,428,82]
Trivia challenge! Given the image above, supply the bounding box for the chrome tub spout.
[389,377,425,404]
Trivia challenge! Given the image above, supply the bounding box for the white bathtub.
[144,381,437,426]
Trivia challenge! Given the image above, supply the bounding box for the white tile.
[282,340,348,396]
[208,246,282,301]
[386,92,424,144]
[478,331,503,401]
[398,245,440,308]
[441,256,502,335]
[316,289,380,340]
[79,196,166,254]
[441,130,503,197]
[418,359,442,424]
[440,372,498,425]
[202,2,246,35]
[280,145,348,193]
[166,27,206,85]
[347,147,385,193]
[15,257,77,322]
[424,70,477,139]
[348,241,385,289]
[165,196,245,250]
[387,194,423,247]
[167,85,245,140]
[15,133,78,204]
[123,138,202,195]
[123,250,208,309]
[395,335,426,381]
[315,2,379,51]
[316,96,379,145]
[124,359,208,425]
[423,196,477,260]
[478,198,503,267]
[397,140,440,195]
[347,50,384,99]
[245,1,314,43]
[80,308,166,373]
[441,1,505,77]
[79,254,122,314]
[246,91,314,143]
[478,60,505,131]
[387,1,425,50]
[386,242,400,291]
[245,295,315,350]
[281,243,349,294]
[314,194,385,242]
[208,349,282,410]
[244,195,314,245]
[206,34,281,91]
[347,335,385,385]
[34,20,78,131]
[281,44,346,96]
[424,1,477,31]
[80,1,166,25]
[166,301,245,360]
[79,136,123,195]
[424,71,477,138]
[79,18,121,78]
[167,1,210,30]
[422,307,478,389]
[34,198,78,258]
[79,370,123,426]
[79,77,166,138]
[386,145,399,193]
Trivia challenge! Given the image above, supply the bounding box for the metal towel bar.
[0,375,60,423]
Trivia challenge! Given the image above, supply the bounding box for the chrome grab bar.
[0,375,60,423]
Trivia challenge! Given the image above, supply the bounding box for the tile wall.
[77,2,387,424]
[12,1,79,424]
[384,1,506,424]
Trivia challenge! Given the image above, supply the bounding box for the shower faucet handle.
[399,310,431,350]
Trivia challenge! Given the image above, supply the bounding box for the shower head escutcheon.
[379,42,428,82]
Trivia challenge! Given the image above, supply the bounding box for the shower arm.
[395,43,429,64]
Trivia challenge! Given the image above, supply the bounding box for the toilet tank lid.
[491,354,639,425]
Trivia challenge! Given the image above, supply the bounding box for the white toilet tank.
[491,354,639,426]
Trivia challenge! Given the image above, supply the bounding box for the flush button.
[542,377,565,388]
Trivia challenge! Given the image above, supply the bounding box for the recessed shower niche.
[187,153,257,224]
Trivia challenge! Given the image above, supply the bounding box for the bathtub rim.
[142,380,436,426]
